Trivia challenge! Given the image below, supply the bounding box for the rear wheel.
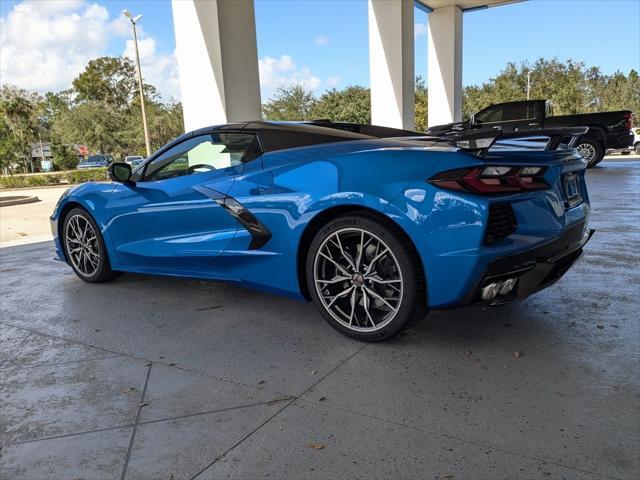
[306,213,426,341]
[63,207,118,283]
[635,143,640,155]
[576,137,604,168]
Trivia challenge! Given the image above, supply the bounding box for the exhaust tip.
[499,278,517,295]
[481,282,500,300]
[481,278,517,301]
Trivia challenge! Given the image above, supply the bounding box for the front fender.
[51,182,117,261]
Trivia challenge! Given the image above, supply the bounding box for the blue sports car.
[51,121,593,341]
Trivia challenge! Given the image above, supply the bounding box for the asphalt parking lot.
[1,160,639,480]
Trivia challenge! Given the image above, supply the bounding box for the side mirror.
[108,162,133,184]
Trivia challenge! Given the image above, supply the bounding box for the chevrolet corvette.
[51,121,594,341]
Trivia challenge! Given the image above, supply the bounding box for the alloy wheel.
[313,227,403,332]
[576,142,596,163]
[65,214,100,278]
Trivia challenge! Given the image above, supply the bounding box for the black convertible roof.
[245,121,383,153]
[156,120,421,160]
[247,121,422,153]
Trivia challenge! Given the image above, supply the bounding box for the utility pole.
[526,71,532,100]
[38,133,46,170]
[122,9,151,157]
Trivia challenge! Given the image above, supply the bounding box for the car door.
[104,131,259,273]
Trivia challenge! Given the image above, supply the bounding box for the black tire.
[576,137,604,168]
[635,143,640,155]
[62,207,118,283]
[306,213,427,341]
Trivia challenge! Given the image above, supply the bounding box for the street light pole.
[526,71,532,100]
[122,10,151,157]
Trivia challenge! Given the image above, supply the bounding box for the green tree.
[597,69,640,115]
[311,86,371,123]
[462,58,638,120]
[0,85,42,172]
[262,85,316,121]
[72,57,138,109]
[54,101,127,157]
[41,91,71,131]
[72,56,158,110]
[54,56,181,159]
[51,142,78,170]
[463,58,590,117]
[414,76,428,132]
[124,99,184,155]
[0,116,21,174]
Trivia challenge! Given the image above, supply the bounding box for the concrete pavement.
[0,185,70,245]
[1,161,638,479]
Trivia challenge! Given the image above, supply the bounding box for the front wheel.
[306,214,426,341]
[576,137,604,168]
[63,207,118,283]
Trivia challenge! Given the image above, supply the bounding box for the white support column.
[172,0,262,132]
[368,0,415,130]
[427,5,463,127]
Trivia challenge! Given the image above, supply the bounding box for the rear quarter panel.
[222,142,589,306]
[220,140,489,301]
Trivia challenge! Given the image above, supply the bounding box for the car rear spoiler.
[445,126,589,155]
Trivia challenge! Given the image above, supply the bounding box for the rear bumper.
[459,222,594,306]
[613,133,634,149]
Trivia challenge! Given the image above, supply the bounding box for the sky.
[1,0,639,102]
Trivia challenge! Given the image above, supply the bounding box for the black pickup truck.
[427,100,634,167]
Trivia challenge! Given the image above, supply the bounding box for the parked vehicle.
[632,127,640,154]
[77,154,114,169]
[51,121,593,341]
[427,100,634,167]
[606,126,640,155]
[124,155,145,167]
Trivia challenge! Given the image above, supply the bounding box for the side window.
[142,133,258,182]
[475,105,503,123]
[503,103,536,121]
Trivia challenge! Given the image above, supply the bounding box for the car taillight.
[428,166,549,194]
[623,113,632,131]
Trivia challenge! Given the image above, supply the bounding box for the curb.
[0,195,41,207]
[0,235,53,248]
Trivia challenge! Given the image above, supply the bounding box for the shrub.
[64,168,108,184]
[0,168,107,189]
[0,173,64,189]
[25,175,48,187]
[0,176,29,189]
